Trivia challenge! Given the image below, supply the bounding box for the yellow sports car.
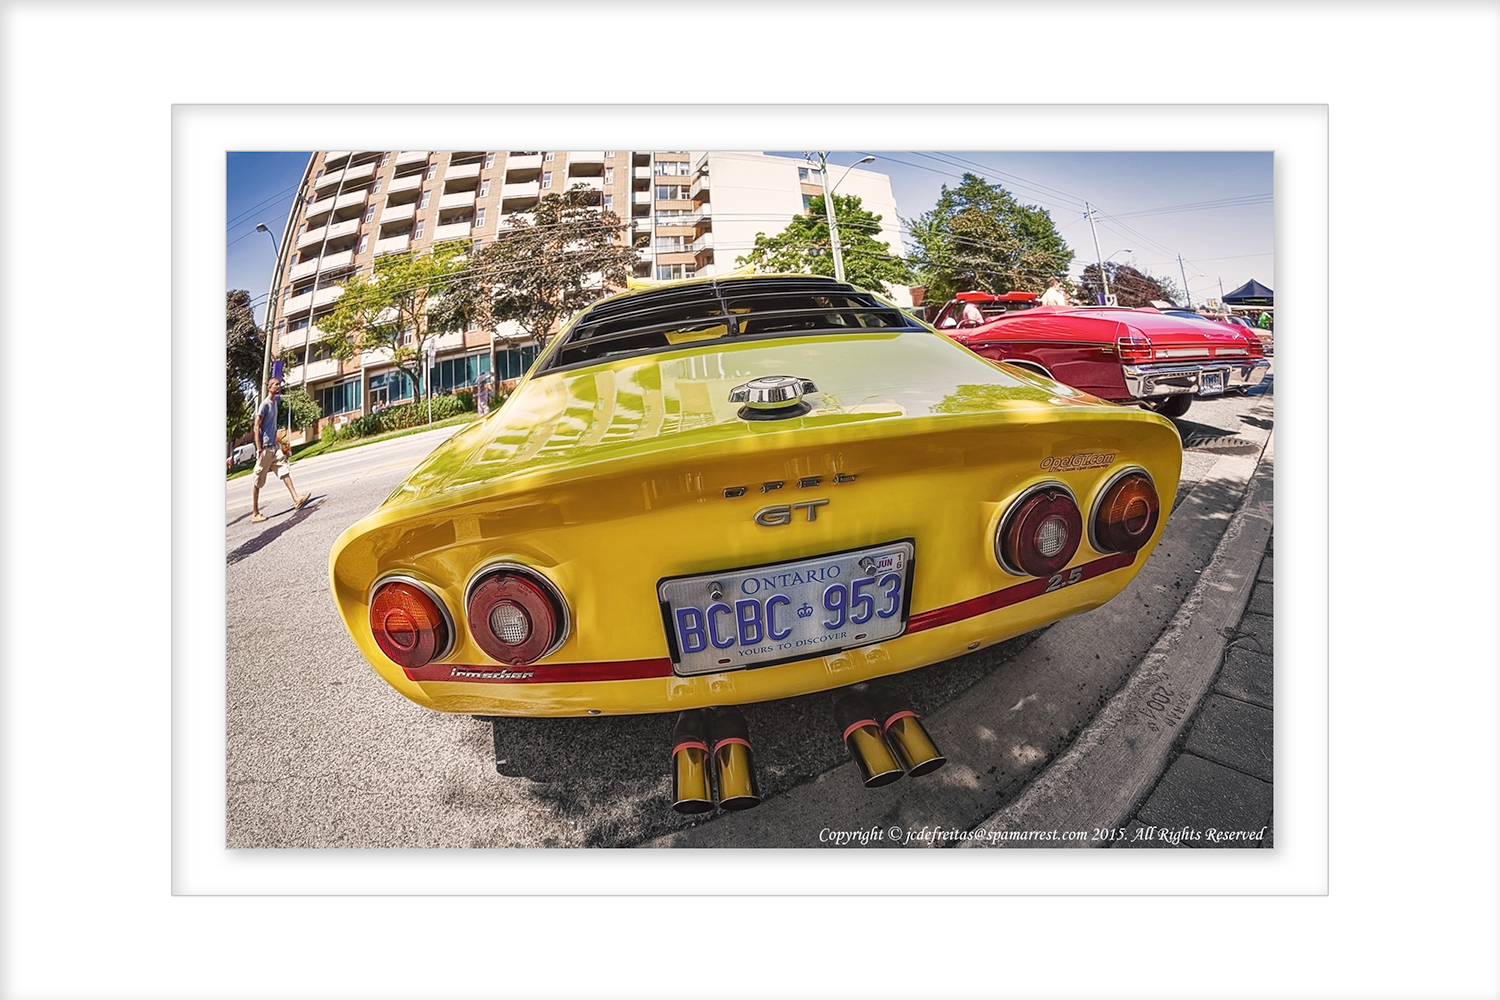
[329,275,1181,811]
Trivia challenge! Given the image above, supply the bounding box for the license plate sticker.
[659,541,915,676]
[1200,370,1225,396]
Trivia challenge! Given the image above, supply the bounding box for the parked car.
[328,275,1182,810]
[228,443,257,468]
[1161,309,1274,357]
[938,303,1269,417]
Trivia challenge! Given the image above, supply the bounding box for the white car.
[229,443,257,468]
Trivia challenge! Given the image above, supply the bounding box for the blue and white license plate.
[659,540,915,676]
[1200,370,1225,396]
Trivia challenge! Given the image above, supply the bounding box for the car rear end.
[329,279,1182,719]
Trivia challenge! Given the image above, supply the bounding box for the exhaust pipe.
[833,689,904,788]
[707,706,761,810]
[670,710,714,815]
[882,710,946,777]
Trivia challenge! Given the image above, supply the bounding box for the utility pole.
[816,152,846,284]
[1178,254,1193,308]
[1085,203,1112,305]
[1218,277,1225,309]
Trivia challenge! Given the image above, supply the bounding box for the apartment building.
[267,150,911,434]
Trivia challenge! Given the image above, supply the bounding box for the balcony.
[691,174,710,199]
[566,176,604,192]
[501,180,539,199]
[318,248,354,271]
[505,153,542,170]
[432,330,465,351]
[633,190,652,206]
[439,190,475,210]
[570,151,605,163]
[297,225,327,249]
[335,191,366,211]
[360,344,392,366]
[389,173,421,194]
[307,194,336,217]
[381,202,415,224]
[446,161,480,180]
[313,285,343,308]
[277,327,309,351]
[303,358,338,382]
[396,150,427,166]
[343,161,375,184]
[633,166,652,181]
[284,290,313,315]
[434,221,472,243]
[375,234,410,255]
[327,218,358,241]
[289,256,320,280]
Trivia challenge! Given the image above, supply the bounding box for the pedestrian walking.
[1040,276,1069,306]
[476,372,492,416]
[250,377,311,523]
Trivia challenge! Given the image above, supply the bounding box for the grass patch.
[226,411,482,480]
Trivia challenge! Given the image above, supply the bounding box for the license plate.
[659,540,915,676]
[1200,370,1225,396]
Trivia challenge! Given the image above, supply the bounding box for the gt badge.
[754,499,830,526]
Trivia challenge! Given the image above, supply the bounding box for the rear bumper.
[1123,359,1270,399]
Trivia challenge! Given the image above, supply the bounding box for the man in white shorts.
[250,377,311,523]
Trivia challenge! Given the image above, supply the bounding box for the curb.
[962,432,1274,847]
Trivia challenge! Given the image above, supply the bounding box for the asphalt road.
[225,371,1272,848]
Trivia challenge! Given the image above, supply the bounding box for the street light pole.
[256,223,283,395]
[1085,203,1113,305]
[813,153,874,284]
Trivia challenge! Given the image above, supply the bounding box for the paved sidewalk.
[1114,533,1274,848]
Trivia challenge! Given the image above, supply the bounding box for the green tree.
[905,173,1073,302]
[440,186,638,348]
[279,386,322,431]
[1076,263,1181,308]
[226,290,265,442]
[318,240,472,393]
[736,193,915,294]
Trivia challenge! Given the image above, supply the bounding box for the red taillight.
[466,569,566,665]
[1245,334,1265,358]
[1117,331,1152,363]
[997,486,1082,577]
[369,580,452,669]
[1091,472,1161,554]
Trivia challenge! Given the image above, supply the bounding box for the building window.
[655,209,691,225]
[655,184,690,201]
[413,219,424,240]
[479,179,490,197]
[364,205,376,223]
[419,190,431,209]
[604,167,614,184]
[475,207,486,228]
[653,160,691,176]
[315,169,324,182]
[484,153,496,168]
[358,234,369,254]
[317,378,363,417]
[656,264,694,280]
[380,152,392,166]
[798,166,823,183]
[542,171,552,188]
[602,194,613,212]
[802,194,813,212]
[544,152,555,161]
[373,177,383,194]
[656,235,687,251]
[426,165,437,180]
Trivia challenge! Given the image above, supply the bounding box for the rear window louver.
[543,277,920,372]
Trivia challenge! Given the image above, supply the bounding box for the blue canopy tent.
[1223,279,1274,307]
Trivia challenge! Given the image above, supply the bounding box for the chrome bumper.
[1123,359,1270,399]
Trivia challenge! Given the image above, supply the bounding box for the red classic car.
[935,299,1269,417]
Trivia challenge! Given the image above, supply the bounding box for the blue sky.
[226,150,1273,325]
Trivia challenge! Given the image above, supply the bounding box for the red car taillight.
[1091,471,1162,554]
[1245,334,1265,359]
[466,568,568,665]
[1117,330,1152,363]
[369,579,453,669]
[996,485,1082,577]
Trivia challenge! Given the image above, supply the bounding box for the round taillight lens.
[467,570,565,665]
[369,580,452,669]
[1092,472,1161,554]
[997,486,1082,577]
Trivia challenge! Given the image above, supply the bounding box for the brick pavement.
[1115,534,1274,848]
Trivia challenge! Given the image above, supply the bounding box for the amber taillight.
[369,580,452,669]
[996,486,1083,577]
[466,569,567,665]
[1091,472,1162,554]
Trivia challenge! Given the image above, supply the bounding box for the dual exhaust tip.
[834,686,946,788]
[670,687,946,813]
[671,707,761,814]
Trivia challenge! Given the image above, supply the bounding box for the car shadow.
[226,496,324,565]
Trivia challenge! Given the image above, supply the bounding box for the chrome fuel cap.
[728,375,818,418]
